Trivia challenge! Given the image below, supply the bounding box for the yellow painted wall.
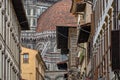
[21,47,37,80]
[21,47,46,80]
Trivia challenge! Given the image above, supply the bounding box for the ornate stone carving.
[2,50,5,54]
[5,54,8,59]
[12,33,14,37]
[8,22,10,27]
[8,58,10,62]
[5,15,8,22]
[15,39,17,43]
[10,62,13,66]
[2,9,5,15]
[10,28,13,32]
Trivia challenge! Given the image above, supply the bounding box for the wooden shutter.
[111,30,120,71]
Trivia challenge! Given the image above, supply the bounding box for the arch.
[35,42,44,50]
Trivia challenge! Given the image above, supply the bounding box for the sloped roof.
[36,0,77,32]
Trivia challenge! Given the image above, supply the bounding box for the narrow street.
[0,0,120,80]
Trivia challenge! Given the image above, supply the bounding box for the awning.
[57,60,68,70]
[78,23,91,43]
[56,26,68,49]
[56,26,76,49]
[12,0,29,30]
[70,0,86,14]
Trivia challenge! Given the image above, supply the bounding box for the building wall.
[68,27,79,80]
[21,47,36,80]
[71,0,120,80]
[36,53,46,80]
[68,28,77,68]
[92,0,115,80]
[77,43,88,79]
[85,3,92,23]
[45,52,61,71]
[0,0,22,80]
[75,2,92,79]
[21,47,46,80]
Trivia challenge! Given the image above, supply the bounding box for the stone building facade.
[0,0,29,80]
[70,0,92,80]
[71,0,120,80]
[92,0,120,79]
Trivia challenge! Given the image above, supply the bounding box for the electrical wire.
[78,26,90,33]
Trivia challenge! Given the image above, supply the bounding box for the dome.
[36,0,77,32]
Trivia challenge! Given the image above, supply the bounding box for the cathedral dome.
[36,0,77,32]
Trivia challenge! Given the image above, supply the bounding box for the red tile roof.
[36,0,77,32]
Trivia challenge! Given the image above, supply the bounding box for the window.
[28,18,31,26]
[23,53,29,63]
[37,9,41,17]
[33,19,36,26]
[27,8,31,15]
[33,9,36,16]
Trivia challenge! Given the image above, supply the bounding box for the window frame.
[23,53,29,63]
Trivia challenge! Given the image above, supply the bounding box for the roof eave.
[70,0,86,14]
[12,0,30,30]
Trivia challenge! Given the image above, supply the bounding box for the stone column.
[0,1,2,35]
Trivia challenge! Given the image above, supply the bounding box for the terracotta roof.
[36,0,77,32]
